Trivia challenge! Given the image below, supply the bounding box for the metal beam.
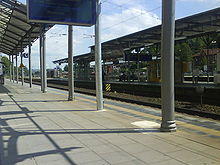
[0,26,23,38]
[0,43,14,50]
[10,26,35,55]
[1,36,18,45]
[0,17,28,32]
[1,32,20,42]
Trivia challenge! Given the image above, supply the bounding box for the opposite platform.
[0,80,220,165]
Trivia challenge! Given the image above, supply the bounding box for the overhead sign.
[27,0,96,26]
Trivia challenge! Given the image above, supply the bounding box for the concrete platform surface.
[0,80,220,165]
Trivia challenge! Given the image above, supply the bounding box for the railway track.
[28,79,220,120]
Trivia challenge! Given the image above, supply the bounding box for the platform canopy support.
[68,25,74,101]
[42,26,47,93]
[40,29,43,92]
[160,0,177,132]
[39,26,47,93]
[12,55,14,83]
[16,54,18,83]
[20,42,24,86]
[9,55,12,82]
[95,0,104,110]
[29,33,32,88]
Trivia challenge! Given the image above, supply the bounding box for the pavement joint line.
[30,86,220,137]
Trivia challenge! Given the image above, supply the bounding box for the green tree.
[0,56,11,75]
[175,42,193,62]
[18,66,28,76]
[188,37,203,54]
[141,44,161,57]
[64,65,68,72]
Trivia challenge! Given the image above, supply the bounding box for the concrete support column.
[68,25,74,101]
[12,55,14,83]
[42,26,47,93]
[160,0,177,132]
[9,55,12,81]
[39,26,44,92]
[21,53,24,86]
[95,0,104,110]
[16,55,18,83]
[29,34,32,88]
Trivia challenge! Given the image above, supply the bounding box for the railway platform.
[0,80,220,165]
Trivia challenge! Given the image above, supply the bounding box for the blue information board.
[27,0,96,26]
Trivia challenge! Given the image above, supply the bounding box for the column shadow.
[0,95,160,165]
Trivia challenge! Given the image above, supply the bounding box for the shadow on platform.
[0,94,160,165]
[0,84,11,94]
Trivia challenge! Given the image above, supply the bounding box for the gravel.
[75,87,220,115]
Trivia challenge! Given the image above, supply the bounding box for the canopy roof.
[53,7,220,64]
[0,0,52,56]
[98,7,220,54]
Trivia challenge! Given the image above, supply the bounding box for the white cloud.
[102,0,161,41]
[101,6,161,41]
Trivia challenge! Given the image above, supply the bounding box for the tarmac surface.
[0,80,220,165]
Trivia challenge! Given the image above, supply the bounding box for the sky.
[4,0,220,69]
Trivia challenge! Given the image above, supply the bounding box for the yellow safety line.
[49,89,220,137]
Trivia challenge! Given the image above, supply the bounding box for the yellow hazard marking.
[49,89,220,137]
[105,84,111,92]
